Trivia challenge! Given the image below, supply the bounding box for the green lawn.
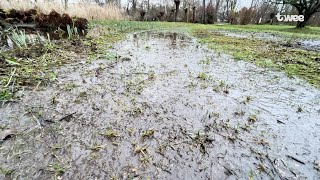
[207,24,320,38]
[91,21,320,39]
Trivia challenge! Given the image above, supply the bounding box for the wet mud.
[1,31,320,179]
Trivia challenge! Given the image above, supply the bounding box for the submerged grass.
[193,29,320,87]
[205,24,320,39]
[97,21,319,86]
[0,27,121,101]
[1,21,319,101]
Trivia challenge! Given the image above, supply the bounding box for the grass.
[10,29,28,48]
[101,127,120,139]
[248,114,258,124]
[207,24,320,39]
[91,21,320,41]
[0,39,67,98]
[1,20,319,102]
[193,28,320,87]
[90,20,192,34]
[47,163,66,174]
[141,129,155,138]
[0,24,121,101]
[0,167,14,176]
[99,21,319,36]
[0,90,12,101]
[197,72,207,80]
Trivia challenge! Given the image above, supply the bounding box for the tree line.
[122,0,320,28]
[46,0,320,28]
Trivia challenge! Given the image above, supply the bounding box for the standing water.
[0,31,319,179]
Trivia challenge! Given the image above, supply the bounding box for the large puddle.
[218,30,320,52]
[1,31,319,179]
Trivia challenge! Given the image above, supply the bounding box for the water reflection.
[131,31,190,49]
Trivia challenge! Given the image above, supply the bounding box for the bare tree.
[64,0,68,10]
[225,0,230,21]
[214,0,220,22]
[174,0,181,21]
[192,6,196,22]
[254,0,276,23]
[187,2,191,22]
[276,0,320,28]
[203,0,206,23]
[132,0,137,13]
[207,0,215,23]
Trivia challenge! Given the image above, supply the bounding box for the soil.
[0,31,319,179]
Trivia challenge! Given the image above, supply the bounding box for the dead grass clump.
[0,0,125,20]
[34,10,88,32]
[2,8,37,23]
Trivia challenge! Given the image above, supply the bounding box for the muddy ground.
[1,30,320,179]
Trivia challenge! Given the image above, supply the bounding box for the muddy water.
[1,31,320,179]
[299,40,320,51]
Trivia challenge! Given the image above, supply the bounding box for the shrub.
[239,7,256,25]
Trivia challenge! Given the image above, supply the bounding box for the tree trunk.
[64,0,68,10]
[174,1,180,22]
[226,0,229,22]
[187,3,190,23]
[132,0,137,14]
[184,8,188,22]
[214,0,220,22]
[192,6,196,23]
[296,14,309,28]
[203,0,206,24]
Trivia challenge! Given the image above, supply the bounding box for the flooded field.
[218,30,320,52]
[1,31,320,179]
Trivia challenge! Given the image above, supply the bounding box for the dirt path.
[1,31,320,179]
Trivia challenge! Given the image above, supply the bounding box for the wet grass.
[90,20,186,33]
[91,21,320,39]
[0,89,12,101]
[1,22,319,179]
[193,29,320,87]
[88,21,320,87]
[0,26,122,101]
[47,163,66,175]
[206,24,320,39]
[101,127,120,139]
[0,42,66,96]
[1,21,319,103]
[141,129,155,138]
